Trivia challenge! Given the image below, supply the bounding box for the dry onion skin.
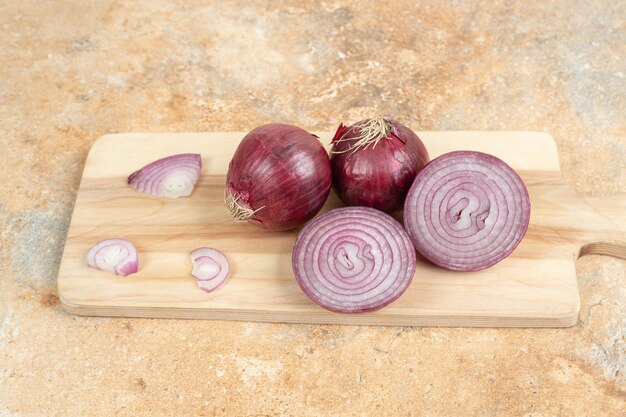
[292,207,416,313]
[128,153,202,198]
[403,151,531,271]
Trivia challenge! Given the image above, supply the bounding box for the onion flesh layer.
[190,247,230,293]
[87,238,138,277]
[128,153,202,198]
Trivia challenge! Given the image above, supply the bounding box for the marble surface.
[0,1,624,415]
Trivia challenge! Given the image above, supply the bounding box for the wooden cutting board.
[57,132,625,327]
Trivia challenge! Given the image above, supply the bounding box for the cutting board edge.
[58,290,581,328]
[59,301,579,328]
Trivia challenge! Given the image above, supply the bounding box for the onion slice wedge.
[189,247,230,293]
[292,207,416,313]
[86,238,138,277]
[403,151,531,271]
[128,153,202,198]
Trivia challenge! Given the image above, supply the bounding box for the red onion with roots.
[292,206,416,313]
[226,123,332,231]
[403,151,531,271]
[330,117,429,213]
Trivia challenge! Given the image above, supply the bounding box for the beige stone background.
[0,0,625,416]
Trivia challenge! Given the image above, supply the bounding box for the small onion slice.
[189,247,230,293]
[128,153,202,198]
[86,238,138,277]
[403,151,531,271]
[292,207,416,313]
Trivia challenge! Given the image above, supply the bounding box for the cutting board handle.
[578,242,626,259]
[575,193,625,260]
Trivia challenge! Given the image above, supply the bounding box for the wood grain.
[57,132,626,327]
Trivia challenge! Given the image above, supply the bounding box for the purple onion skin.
[330,119,429,213]
[226,123,332,231]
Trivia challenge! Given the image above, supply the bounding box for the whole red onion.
[330,117,429,213]
[225,123,332,231]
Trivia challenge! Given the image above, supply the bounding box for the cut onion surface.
[190,247,230,293]
[292,207,416,313]
[403,151,531,271]
[86,238,138,277]
[128,153,201,198]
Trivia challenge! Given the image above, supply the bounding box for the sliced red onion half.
[86,238,138,277]
[128,153,201,198]
[292,207,416,313]
[190,247,230,293]
[403,151,531,271]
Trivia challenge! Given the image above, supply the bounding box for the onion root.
[331,116,391,154]
[224,189,264,222]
